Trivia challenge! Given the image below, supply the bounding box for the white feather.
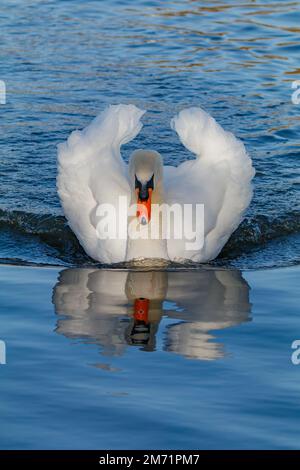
[57,104,145,263]
[166,107,255,262]
[57,104,254,264]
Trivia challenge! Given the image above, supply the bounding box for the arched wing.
[165,107,255,262]
[57,104,145,263]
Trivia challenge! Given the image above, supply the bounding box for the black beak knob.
[135,174,154,201]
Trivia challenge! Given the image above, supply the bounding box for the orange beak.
[136,188,152,224]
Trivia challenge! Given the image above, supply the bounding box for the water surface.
[0,0,300,451]
[0,0,299,268]
[0,264,299,449]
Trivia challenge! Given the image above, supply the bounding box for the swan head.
[129,149,163,225]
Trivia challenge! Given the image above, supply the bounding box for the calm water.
[0,264,299,449]
[0,0,300,451]
[0,0,299,268]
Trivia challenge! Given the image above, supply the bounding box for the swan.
[57,104,254,264]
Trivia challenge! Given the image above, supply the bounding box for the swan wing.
[166,107,255,262]
[57,104,145,263]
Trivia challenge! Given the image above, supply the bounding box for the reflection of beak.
[130,297,150,345]
[134,298,149,322]
[136,188,152,225]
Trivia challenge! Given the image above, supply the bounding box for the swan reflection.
[53,269,251,361]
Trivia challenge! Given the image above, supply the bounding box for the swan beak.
[136,188,153,225]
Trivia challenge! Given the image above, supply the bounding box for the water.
[0,264,300,449]
[0,0,299,269]
[0,0,300,451]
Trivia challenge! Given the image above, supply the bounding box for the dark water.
[0,264,300,449]
[0,0,300,268]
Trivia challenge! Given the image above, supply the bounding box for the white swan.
[57,104,254,264]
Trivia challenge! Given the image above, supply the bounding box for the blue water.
[0,0,300,451]
[0,0,299,268]
[0,264,300,449]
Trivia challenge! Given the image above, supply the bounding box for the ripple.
[0,0,299,268]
